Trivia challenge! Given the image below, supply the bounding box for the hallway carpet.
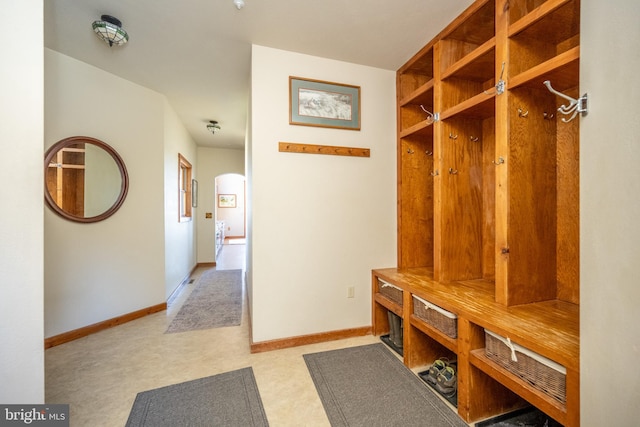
[165,269,243,333]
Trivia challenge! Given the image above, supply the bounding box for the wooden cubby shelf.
[509,46,579,90]
[377,0,580,425]
[470,349,568,424]
[508,0,579,39]
[439,91,495,121]
[399,120,434,139]
[399,79,435,107]
[409,314,457,353]
[441,37,496,81]
[373,293,402,318]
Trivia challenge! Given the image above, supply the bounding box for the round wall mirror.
[44,136,129,223]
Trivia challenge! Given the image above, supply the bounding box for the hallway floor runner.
[166,269,242,333]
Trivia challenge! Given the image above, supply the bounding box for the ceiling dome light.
[233,0,245,10]
[207,120,221,134]
[92,15,129,47]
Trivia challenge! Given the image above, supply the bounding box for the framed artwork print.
[289,77,360,130]
[218,194,236,208]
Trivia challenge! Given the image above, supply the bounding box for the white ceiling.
[44,0,473,149]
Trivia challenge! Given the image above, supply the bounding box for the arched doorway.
[214,173,246,258]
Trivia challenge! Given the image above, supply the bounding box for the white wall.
[581,0,640,424]
[0,0,44,403]
[249,45,397,342]
[43,49,192,336]
[163,102,198,298]
[196,147,245,263]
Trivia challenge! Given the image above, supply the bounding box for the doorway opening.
[215,173,246,258]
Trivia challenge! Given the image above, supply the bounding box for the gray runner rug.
[304,343,467,427]
[166,269,242,333]
[125,367,269,427]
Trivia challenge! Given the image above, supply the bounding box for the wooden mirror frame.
[44,136,129,223]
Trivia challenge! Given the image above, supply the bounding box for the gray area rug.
[166,269,242,333]
[304,343,467,427]
[125,367,269,427]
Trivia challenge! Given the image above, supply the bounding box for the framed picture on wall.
[218,194,236,208]
[289,76,360,130]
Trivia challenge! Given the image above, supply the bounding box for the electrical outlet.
[347,287,355,298]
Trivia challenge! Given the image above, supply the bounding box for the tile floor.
[45,243,380,426]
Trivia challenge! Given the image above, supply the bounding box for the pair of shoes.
[426,357,455,385]
[435,366,457,397]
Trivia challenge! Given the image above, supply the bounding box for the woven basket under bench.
[412,295,457,339]
[377,278,403,306]
[485,330,567,403]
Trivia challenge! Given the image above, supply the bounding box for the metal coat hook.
[470,136,479,142]
[484,62,506,95]
[430,170,439,177]
[420,105,437,123]
[449,133,458,140]
[493,156,505,165]
[543,80,588,123]
[407,148,414,154]
[518,108,529,118]
[425,150,433,156]
[448,168,458,175]
[543,112,555,120]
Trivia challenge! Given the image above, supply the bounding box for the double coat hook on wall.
[420,105,438,123]
[543,80,588,123]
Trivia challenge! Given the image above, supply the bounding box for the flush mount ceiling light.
[92,15,129,47]
[207,121,221,134]
[233,0,245,10]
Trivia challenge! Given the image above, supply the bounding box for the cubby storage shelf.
[441,37,496,82]
[373,292,402,318]
[398,49,434,103]
[508,0,579,39]
[509,46,579,91]
[440,0,495,48]
[384,0,580,423]
[399,79,434,107]
[508,0,580,79]
[409,314,457,353]
[470,349,568,425]
[439,91,495,121]
[399,120,435,139]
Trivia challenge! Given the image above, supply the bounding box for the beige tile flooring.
[45,243,380,426]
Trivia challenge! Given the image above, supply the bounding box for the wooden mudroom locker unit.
[372,0,581,425]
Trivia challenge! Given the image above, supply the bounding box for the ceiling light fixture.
[207,121,221,134]
[233,0,245,10]
[92,15,129,47]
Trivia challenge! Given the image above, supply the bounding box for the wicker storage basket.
[377,278,403,306]
[412,295,457,338]
[485,330,567,403]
